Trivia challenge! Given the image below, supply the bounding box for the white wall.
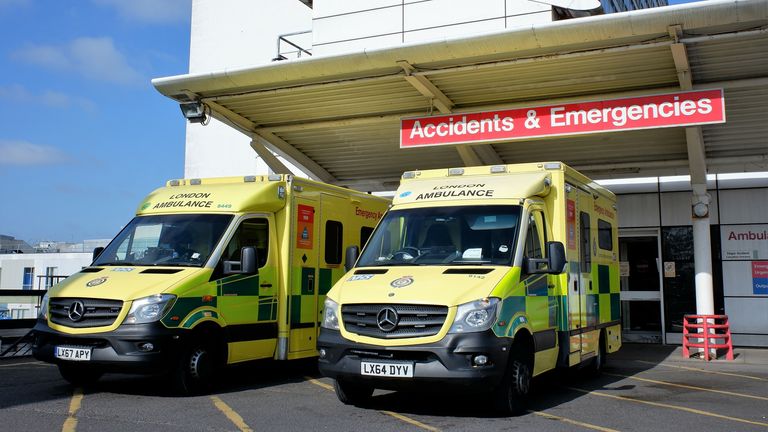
[312,0,551,56]
[185,0,313,179]
[0,253,93,289]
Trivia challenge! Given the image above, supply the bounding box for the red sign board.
[296,204,314,249]
[400,89,725,148]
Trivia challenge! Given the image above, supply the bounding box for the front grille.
[49,298,123,328]
[341,304,448,339]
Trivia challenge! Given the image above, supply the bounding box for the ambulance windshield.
[93,214,233,267]
[357,205,521,267]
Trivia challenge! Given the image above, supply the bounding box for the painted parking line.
[61,387,83,432]
[0,360,55,368]
[634,360,767,381]
[211,395,253,432]
[605,372,768,401]
[530,410,621,432]
[305,376,441,432]
[568,386,768,428]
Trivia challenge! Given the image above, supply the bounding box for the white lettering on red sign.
[400,89,725,148]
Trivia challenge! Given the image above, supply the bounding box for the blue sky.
[0,0,191,244]
[0,0,701,245]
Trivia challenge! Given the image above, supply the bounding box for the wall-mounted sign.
[663,261,676,278]
[400,89,725,148]
[721,224,768,261]
[752,261,768,295]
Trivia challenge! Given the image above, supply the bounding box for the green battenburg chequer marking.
[182,310,219,329]
[610,292,620,321]
[558,295,569,331]
[219,275,260,296]
[162,297,216,327]
[598,264,611,294]
[495,296,526,337]
[318,268,333,295]
[258,296,278,321]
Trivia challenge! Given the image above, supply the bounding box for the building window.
[22,267,34,290]
[45,267,58,288]
[598,219,613,251]
[325,220,343,265]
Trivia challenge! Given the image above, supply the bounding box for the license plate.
[360,361,413,378]
[55,346,92,361]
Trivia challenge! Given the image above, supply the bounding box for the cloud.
[13,37,143,85]
[0,140,71,166]
[0,84,97,111]
[92,0,191,24]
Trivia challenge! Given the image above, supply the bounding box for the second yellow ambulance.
[318,162,621,414]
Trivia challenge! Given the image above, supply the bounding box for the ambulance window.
[325,220,343,265]
[221,218,269,269]
[580,211,591,273]
[598,219,613,251]
[524,212,544,260]
[360,226,374,249]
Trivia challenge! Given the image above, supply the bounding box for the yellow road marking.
[305,376,334,391]
[568,386,768,428]
[0,361,55,368]
[306,377,441,432]
[381,410,441,432]
[61,387,83,432]
[210,396,253,432]
[530,410,620,432]
[634,360,767,381]
[605,372,768,401]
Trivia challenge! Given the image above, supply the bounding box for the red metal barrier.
[682,315,734,361]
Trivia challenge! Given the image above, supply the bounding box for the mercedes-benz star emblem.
[68,301,85,322]
[376,307,399,332]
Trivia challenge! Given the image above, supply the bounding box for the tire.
[58,364,103,386]
[173,338,219,395]
[587,332,607,377]
[493,353,532,416]
[333,379,373,406]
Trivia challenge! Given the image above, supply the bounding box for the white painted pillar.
[691,183,714,315]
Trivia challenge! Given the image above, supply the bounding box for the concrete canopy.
[152,0,768,191]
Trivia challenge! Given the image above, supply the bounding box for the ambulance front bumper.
[32,320,183,374]
[317,328,512,391]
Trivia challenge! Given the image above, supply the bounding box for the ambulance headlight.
[449,298,500,333]
[38,293,50,321]
[124,294,176,324]
[321,298,340,330]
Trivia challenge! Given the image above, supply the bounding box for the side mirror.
[546,241,567,274]
[224,246,259,275]
[92,247,105,262]
[524,241,567,275]
[345,245,359,272]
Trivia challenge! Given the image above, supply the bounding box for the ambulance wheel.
[493,351,532,416]
[334,379,373,405]
[587,332,607,377]
[174,338,219,395]
[58,364,103,386]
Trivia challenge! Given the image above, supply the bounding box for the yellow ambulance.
[32,175,388,393]
[318,162,620,414]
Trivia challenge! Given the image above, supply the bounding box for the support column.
[691,183,714,315]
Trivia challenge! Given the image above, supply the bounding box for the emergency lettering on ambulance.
[318,162,621,414]
[32,175,388,394]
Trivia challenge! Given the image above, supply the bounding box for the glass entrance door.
[619,230,665,343]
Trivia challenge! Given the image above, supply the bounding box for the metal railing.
[273,30,313,61]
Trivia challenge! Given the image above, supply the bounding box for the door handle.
[260,283,272,288]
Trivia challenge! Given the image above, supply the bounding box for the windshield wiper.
[96,262,136,266]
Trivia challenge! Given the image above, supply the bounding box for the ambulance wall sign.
[400,89,725,148]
